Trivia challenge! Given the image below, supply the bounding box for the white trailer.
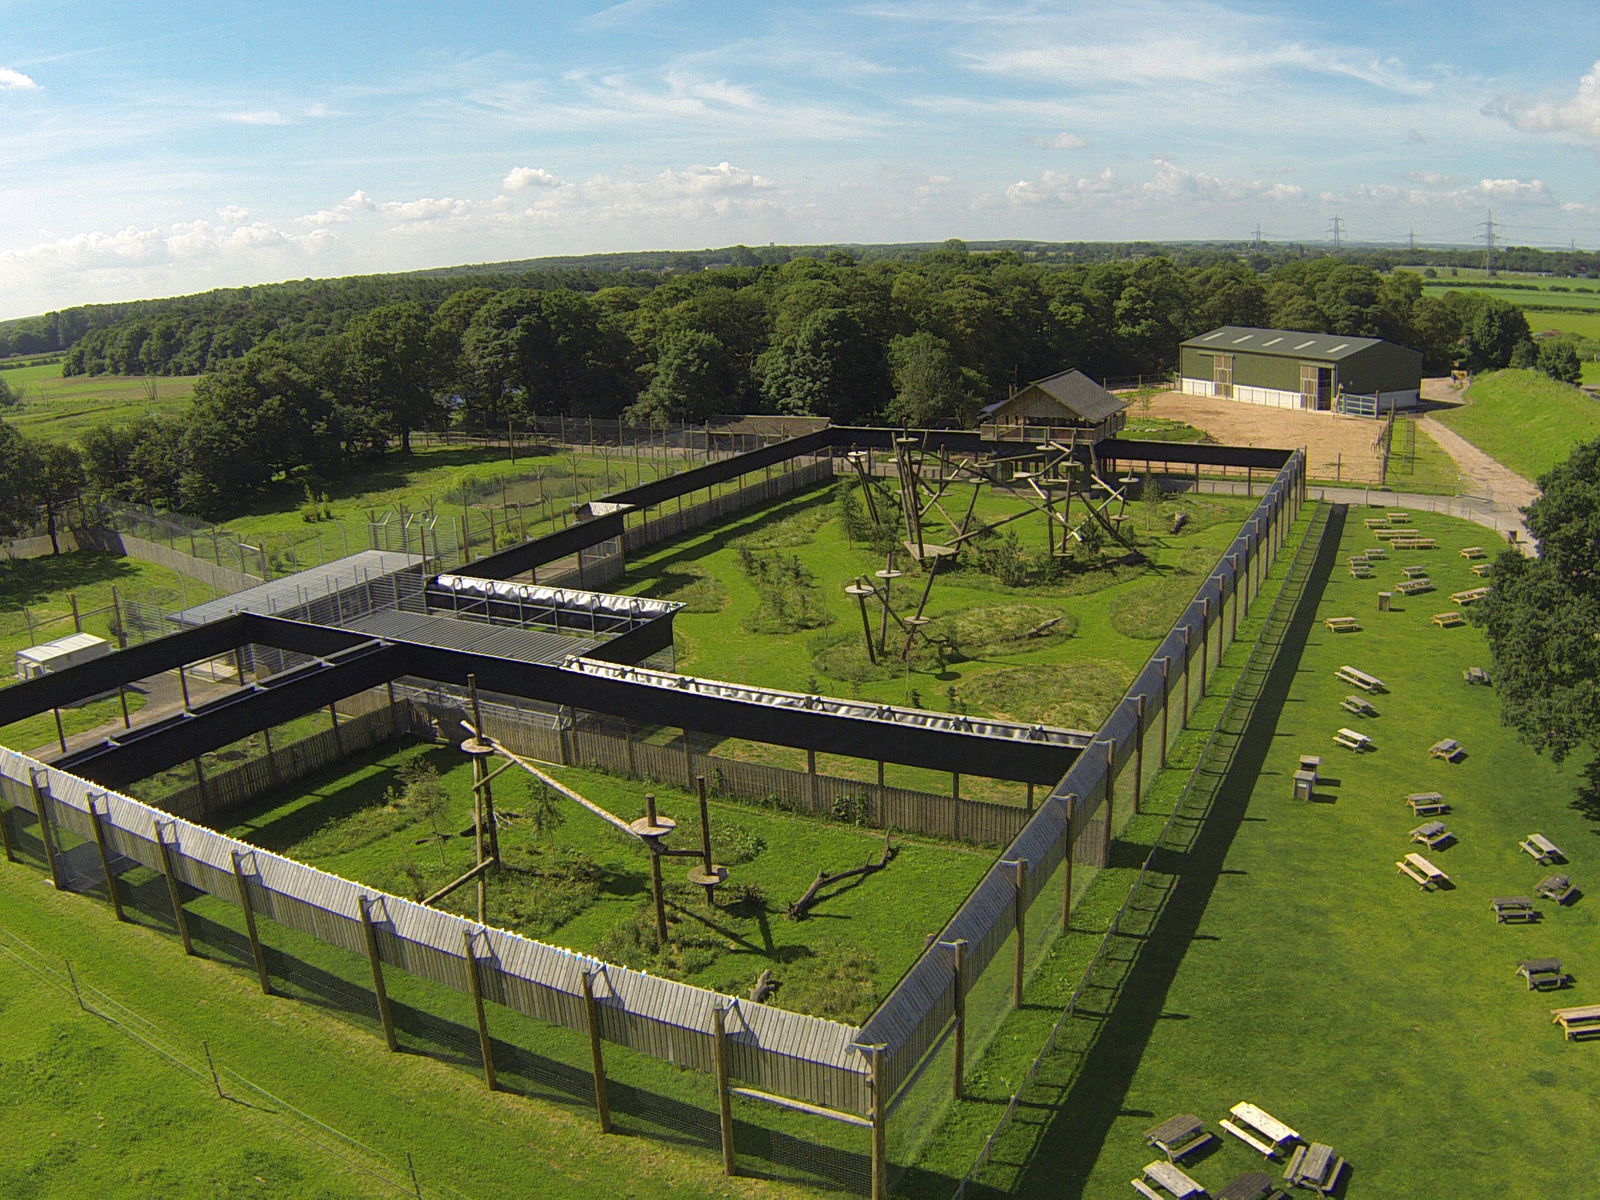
[15,632,111,680]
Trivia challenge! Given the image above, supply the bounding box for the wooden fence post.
[153,820,195,956]
[0,800,17,864]
[581,970,613,1134]
[1228,555,1240,643]
[1179,629,1191,726]
[1133,695,1146,812]
[462,930,497,1091]
[231,852,272,995]
[1158,657,1171,768]
[1059,794,1076,928]
[945,938,967,1099]
[712,1003,738,1177]
[1199,597,1211,698]
[866,1043,889,1200]
[87,794,125,921]
[358,896,398,1052]
[1009,858,1028,1008]
[30,771,64,890]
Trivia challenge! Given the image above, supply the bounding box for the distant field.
[0,362,197,444]
[1433,368,1600,481]
[1416,274,1600,339]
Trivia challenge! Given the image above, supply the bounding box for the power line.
[1328,215,1344,250]
[1478,210,1498,276]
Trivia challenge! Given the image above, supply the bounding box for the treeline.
[0,245,1563,521]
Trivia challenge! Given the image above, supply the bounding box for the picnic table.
[1137,1159,1206,1199]
[1386,511,1410,522]
[1362,516,1388,530]
[1323,616,1360,633]
[1213,1172,1274,1200]
[1451,586,1493,605]
[1405,791,1449,815]
[1397,851,1449,889]
[1284,1142,1345,1195]
[1393,536,1437,549]
[1144,1113,1213,1163]
[1460,545,1486,559]
[1340,694,1377,718]
[1520,833,1565,865]
[1349,563,1374,579]
[1363,546,1387,559]
[1410,820,1452,849]
[1373,526,1408,539]
[1463,666,1491,686]
[1394,577,1434,595]
[1491,896,1538,923]
[1551,1004,1600,1040]
[1429,738,1463,761]
[1335,665,1383,692]
[1298,754,1322,773]
[1469,561,1494,578]
[1334,727,1373,752]
[1223,1102,1299,1158]
[1517,957,1569,990]
[1431,610,1464,627]
[1535,873,1575,904]
[1402,564,1430,578]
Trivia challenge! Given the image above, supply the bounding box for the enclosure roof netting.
[433,574,682,620]
[342,609,603,664]
[1180,326,1395,361]
[981,368,1125,422]
[170,550,426,625]
[562,657,1095,746]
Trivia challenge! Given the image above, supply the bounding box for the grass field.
[0,362,197,444]
[977,505,1600,1198]
[1382,417,1463,495]
[217,741,993,1022]
[1433,369,1600,482]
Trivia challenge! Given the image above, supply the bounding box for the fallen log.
[749,968,776,1002]
[788,834,897,920]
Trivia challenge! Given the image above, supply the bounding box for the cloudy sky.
[1,0,1596,319]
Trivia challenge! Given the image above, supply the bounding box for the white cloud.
[228,109,292,126]
[216,205,252,222]
[1005,167,1118,206]
[0,68,39,92]
[1478,177,1554,202]
[503,166,563,191]
[380,196,472,223]
[1042,131,1088,150]
[300,190,377,226]
[1486,59,1600,142]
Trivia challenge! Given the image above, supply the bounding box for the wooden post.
[153,821,195,956]
[1228,555,1240,643]
[683,729,696,790]
[1010,859,1028,1008]
[581,970,612,1133]
[1133,695,1146,812]
[118,683,132,729]
[867,1044,889,1200]
[1026,780,1035,814]
[947,939,967,1099]
[1179,628,1191,725]
[178,662,191,710]
[806,747,818,808]
[231,852,272,995]
[462,930,497,1091]
[87,796,126,922]
[1101,741,1115,863]
[1199,597,1211,698]
[712,1004,738,1177]
[358,896,399,1051]
[328,703,344,758]
[262,724,282,789]
[0,798,16,864]
[110,587,127,648]
[1059,794,1076,928]
[29,771,64,889]
[69,591,81,632]
[648,846,669,948]
[53,706,67,754]
[1158,658,1170,768]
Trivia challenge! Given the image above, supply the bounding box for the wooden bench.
[1131,1181,1165,1200]
[1349,564,1374,579]
[1373,527,1409,540]
[1491,896,1537,923]
[1284,1143,1345,1195]
[1363,516,1388,529]
[1398,851,1449,889]
[1340,694,1377,718]
[1363,546,1387,559]
[1335,665,1383,692]
[1334,727,1372,752]
[1521,833,1565,864]
[1219,1118,1279,1159]
[1324,616,1360,633]
[1393,536,1437,549]
[1410,821,1452,849]
[1431,610,1464,627]
[1536,873,1575,904]
[1463,666,1491,686]
[1394,577,1434,595]
[1551,1004,1600,1040]
[1518,958,1569,991]
[1430,738,1463,761]
[1406,791,1449,815]
[1387,511,1410,522]
[1402,564,1430,578]
[1225,1102,1299,1158]
[1460,545,1486,559]
[1469,561,1494,578]
[1451,586,1493,605]
[1139,1160,1206,1199]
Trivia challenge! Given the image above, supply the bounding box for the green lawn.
[1382,416,1463,495]
[1433,368,1600,482]
[0,362,196,444]
[990,505,1600,1198]
[0,857,830,1199]
[219,741,993,1023]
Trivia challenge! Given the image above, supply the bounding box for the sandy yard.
[1139,389,1390,483]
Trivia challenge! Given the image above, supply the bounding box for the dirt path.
[1141,390,1387,483]
[1419,417,1539,510]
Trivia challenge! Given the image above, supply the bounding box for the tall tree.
[342,301,446,453]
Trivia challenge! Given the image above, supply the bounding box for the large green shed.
[1178,326,1422,415]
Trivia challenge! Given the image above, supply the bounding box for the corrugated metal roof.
[982,368,1127,422]
[1180,326,1389,361]
[171,550,425,625]
[344,609,601,664]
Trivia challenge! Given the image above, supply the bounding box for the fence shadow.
[989,504,1344,1199]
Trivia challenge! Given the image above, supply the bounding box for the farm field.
[1433,368,1600,482]
[220,742,995,1023]
[999,506,1600,1198]
[0,361,197,444]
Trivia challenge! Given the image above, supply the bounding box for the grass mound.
[961,660,1127,730]
[1435,368,1600,481]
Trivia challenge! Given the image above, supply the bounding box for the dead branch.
[787,835,898,920]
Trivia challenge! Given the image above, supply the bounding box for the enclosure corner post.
[152,819,195,956]
[231,851,272,996]
[712,1002,738,1177]
[462,929,497,1092]
[581,969,613,1133]
[1009,858,1028,1008]
[358,895,398,1051]
[866,1043,889,1200]
[87,794,125,921]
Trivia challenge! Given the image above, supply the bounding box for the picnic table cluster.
[1135,1103,1345,1198]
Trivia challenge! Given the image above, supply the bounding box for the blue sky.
[1,0,1596,319]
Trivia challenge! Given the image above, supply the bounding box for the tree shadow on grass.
[981,505,1346,1200]
[0,551,146,609]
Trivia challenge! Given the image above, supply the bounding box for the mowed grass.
[0,859,830,1200]
[1049,507,1600,1198]
[1433,368,1600,482]
[1383,416,1463,495]
[0,362,196,444]
[222,742,994,1021]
